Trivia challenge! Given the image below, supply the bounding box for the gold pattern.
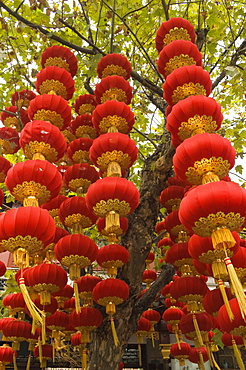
[178,115,217,141]
[3,116,21,131]
[72,150,91,164]
[101,65,127,79]
[61,255,91,268]
[176,293,204,304]
[97,150,131,171]
[100,88,127,104]
[61,129,75,143]
[0,138,16,154]
[165,55,196,76]
[172,83,206,104]
[44,57,70,72]
[171,224,188,239]
[99,115,129,134]
[166,198,182,211]
[64,214,93,229]
[163,28,191,46]
[24,142,58,162]
[12,181,50,204]
[186,157,230,185]
[78,104,95,115]
[39,80,67,99]
[75,126,97,139]
[102,259,124,269]
[1,235,43,254]
[199,249,234,264]
[68,178,91,193]
[93,199,131,217]
[193,212,244,237]
[97,296,124,306]
[33,109,64,129]
[32,283,60,294]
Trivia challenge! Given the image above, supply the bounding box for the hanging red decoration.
[188,347,209,370]
[3,293,26,319]
[157,40,202,78]
[11,89,36,108]
[28,94,72,130]
[20,120,67,162]
[35,66,75,100]
[179,312,215,345]
[74,94,97,115]
[46,310,69,337]
[40,194,67,226]
[33,344,53,369]
[0,157,11,183]
[42,226,69,262]
[164,210,190,242]
[70,114,98,139]
[5,159,62,206]
[1,106,29,132]
[33,295,58,316]
[90,132,138,177]
[218,298,246,339]
[97,53,132,80]
[63,163,99,195]
[76,275,101,306]
[158,237,173,257]
[0,261,6,277]
[160,185,185,213]
[67,137,93,163]
[163,65,212,106]
[92,100,135,134]
[96,216,128,243]
[155,17,196,53]
[155,220,166,235]
[165,242,195,276]
[231,246,246,285]
[97,244,130,276]
[41,45,78,77]
[0,345,16,370]
[142,269,157,287]
[170,342,191,366]
[69,306,103,342]
[52,284,74,309]
[63,298,75,313]
[0,127,20,155]
[94,76,133,105]
[2,319,32,350]
[203,287,233,317]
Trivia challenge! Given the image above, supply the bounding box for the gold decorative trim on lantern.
[44,57,70,72]
[1,236,43,255]
[172,83,206,104]
[39,80,67,99]
[170,225,188,239]
[166,198,182,211]
[61,129,76,144]
[75,126,97,139]
[79,291,93,306]
[64,214,92,229]
[79,104,95,115]
[163,28,191,46]
[72,150,91,164]
[0,138,16,154]
[199,249,234,264]
[68,178,92,193]
[0,173,6,183]
[99,115,129,134]
[97,150,131,173]
[33,109,64,129]
[97,297,124,310]
[93,199,130,218]
[193,212,244,238]
[178,293,204,305]
[3,116,21,131]
[6,337,26,351]
[165,55,196,76]
[178,115,217,141]
[211,260,229,281]
[12,181,50,205]
[186,156,230,185]
[100,88,127,104]
[102,65,128,79]
[61,254,91,269]
[32,283,59,294]
[24,141,58,162]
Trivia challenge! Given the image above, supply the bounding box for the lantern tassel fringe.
[198,351,206,370]
[232,340,245,370]
[82,348,87,370]
[175,331,181,350]
[13,353,18,370]
[26,354,31,370]
[192,314,204,347]
[218,279,234,321]
[211,352,221,370]
[138,343,142,367]
[38,339,43,368]
[110,316,119,347]
[73,281,81,314]
[151,332,155,347]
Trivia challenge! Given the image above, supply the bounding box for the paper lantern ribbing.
[164,210,190,242]
[203,287,233,317]
[41,45,78,77]
[33,295,58,316]
[90,132,138,177]
[170,342,191,366]
[173,133,236,185]
[76,275,101,306]
[70,114,98,139]
[0,127,20,155]
[160,185,185,213]
[165,242,195,276]
[70,306,103,344]
[63,163,99,195]
[97,53,132,80]
[67,137,93,164]
[157,40,202,78]
[3,293,26,319]
[0,157,11,183]
[52,284,73,309]
[5,159,62,207]
[166,95,223,141]
[0,261,6,277]
[46,310,69,337]
[74,94,97,115]
[188,347,209,370]
[221,332,245,370]
[28,94,72,130]
[155,17,196,53]
[94,76,133,105]
[97,244,130,276]
[20,120,67,162]
[163,65,212,106]
[2,319,32,350]
[92,100,135,134]
[0,345,16,370]
[179,312,215,345]
[1,106,29,132]
[11,89,36,108]
[33,344,53,369]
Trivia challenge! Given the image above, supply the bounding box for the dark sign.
[122,344,147,369]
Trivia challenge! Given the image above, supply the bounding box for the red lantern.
[179,312,215,343]
[5,159,62,206]
[20,120,67,162]
[42,226,69,262]
[1,106,29,132]
[67,137,93,163]
[33,295,58,316]
[221,332,244,347]
[40,194,67,226]
[155,17,196,53]
[218,298,246,338]
[164,210,190,242]
[97,244,129,276]
[52,284,74,309]
[165,242,195,276]
[90,132,138,177]
[142,269,157,287]
[0,157,11,183]
[0,127,20,154]
[157,40,202,78]
[0,345,16,370]
[173,133,236,185]
[63,163,99,195]
[3,293,26,319]
[54,234,98,280]
[118,361,124,370]
[2,319,32,350]
[92,100,135,134]
[33,344,52,368]
[11,89,36,108]
[35,66,75,100]
[69,306,103,343]
[28,94,72,130]
[41,45,78,77]
[142,309,161,328]
[63,298,75,313]
[163,65,212,106]
[70,114,98,139]
[160,186,185,213]
[74,94,97,115]
[203,287,233,317]
[170,342,191,366]
[0,261,6,277]
[231,246,246,284]
[157,238,173,257]
[46,310,68,334]
[97,53,131,79]
[188,347,209,370]
[96,216,128,243]
[94,76,133,105]
[155,220,166,235]
[76,275,101,306]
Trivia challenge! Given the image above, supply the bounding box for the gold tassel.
[151,332,155,347]
[105,211,120,233]
[198,350,206,370]
[82,348,87,370]
[110,316,119,346]
[174,331,181,350]
[224,257,246,320]
[211,228,236,250]
[38,339,43,367]
[73,281,81,314]
[13,248,29,269]
[192,314,204,347]
[138,343,142,367]
[107,162,122,177]
[211,260,228,280]
[211,352,221,370]
[232,339,245,370]
[26,354,31,370]
[32,153,46,160]
[202,171,220,184]
[52,340,55,363]
[13,353,18,370]
[41,314,46,345]
[23,196,39,207]
[218,279,234,321]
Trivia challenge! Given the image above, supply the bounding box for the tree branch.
[161,0,170,20]
[78,0,94,44]
[132,127,159,150]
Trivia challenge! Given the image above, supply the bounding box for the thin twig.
[161,0,169,20]
[132,127,159,150]
[110,0,116,53]
[123,0,155,19]
[78,0,94,44]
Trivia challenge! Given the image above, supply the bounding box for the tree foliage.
[0,0,245,369]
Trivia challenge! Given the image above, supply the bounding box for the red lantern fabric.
[155,220,166,235]
[142,269,157,285]
[46,310,68,331]
[85,177,140,218]
[164,210,190,242]
[0,261,6,277]
[158,237,173,256]
[157,40,202,78]
[69,306,103,332]
[41,45,78,77]
[97,53,132,80]
[63,298,75,313]
[221,332,244,347]
[231,246,246,283]
[0,127,20,154]
[188,347,209,365]
[97,244,129,274]
[33,295,58,316]
[93,278,129,308]
[11,89,36,107]
[20,120,67,162]
[218,298,246,336]
[67,137,93,164]
[52,284,73,308]
[155,17,196,53]
[179,312,215,338]
[92,100,135,135]
[170,276,208,305]
[173,133,236,185]
[166,95,223,141]
[203,287,233,317]
[0,345,16,367]
[0,157,11,183]
[142,309,161,325]
[94,76,133,105]
[2,320,32,349]
[165,242,194,273]
[5,159,62,206]
[160,186,185,213]
[90,132,138,175]
[35,66,75,100]
[118,361,124,370]
[74,94,97,115]
[3,293,26,316]
[0,106,29,132]
[63,163,99,194]
[41,194,67,218]
[28,94,72,130]
[70,114,98,139]
[170,342,191,362]
[33,344,52,360]
[76,275,101,305]
[163,65,212,106]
